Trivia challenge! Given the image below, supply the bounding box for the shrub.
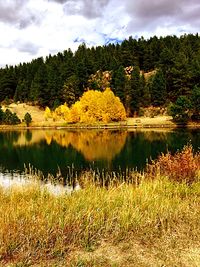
[147,145,200,182]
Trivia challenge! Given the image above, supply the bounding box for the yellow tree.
[54,103,70,121]
[44,107,52,121]
[68,101,81,123]
[59,88,126,124]
[101,88,126,122]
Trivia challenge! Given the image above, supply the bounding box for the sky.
[0,0,200,67]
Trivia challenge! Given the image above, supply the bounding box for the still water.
[0,129,199,179]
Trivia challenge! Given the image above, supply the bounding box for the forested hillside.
[0,34,200,117]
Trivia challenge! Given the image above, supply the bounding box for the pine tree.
[140,73,150,107]
[130,66,141,114]
[150,69,167,106]
[30,63,48,106]
[24,112,32,127]
[62,75,78,107]
[112,66,126,105]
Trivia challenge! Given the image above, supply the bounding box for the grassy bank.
[0,146,200,266]
[1,177,200,266]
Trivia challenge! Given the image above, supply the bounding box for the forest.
[0,33,200,121]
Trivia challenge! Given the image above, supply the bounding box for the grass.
[0,146,200,266]
[1,178,200,266]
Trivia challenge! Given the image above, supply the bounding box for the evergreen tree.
[24,112,32,127]
[191,85,200,120]
[0,71,16,101]
[47,62,62,106]
[130,66,141,114]
[170,96,192,124]
[124,76,132,115]
[0,106,4,123]
[30,63,48,106]
[150,69,167,106]
[14,79,28,102]
[140,73,150,107]
[112,66,126,105]
[62,75,78,107]
[171,51,192,100]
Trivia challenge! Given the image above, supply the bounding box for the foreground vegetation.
[0,146,200,266]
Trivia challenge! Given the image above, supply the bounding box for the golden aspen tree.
[68,101,81,123]
[44,107,52,121]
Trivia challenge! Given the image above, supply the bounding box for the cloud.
[48,0,67,3]
[1,0,200,68]
[62,0,110,18]
[13,40,40,55]
[125,0,200,34]
[0,0,41,28]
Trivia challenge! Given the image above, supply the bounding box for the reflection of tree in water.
[25,130,32,142]
[45,130,127,161]
[139,130,169,142]
[0,131,21,147]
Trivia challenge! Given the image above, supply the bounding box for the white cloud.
[0,0,200,67]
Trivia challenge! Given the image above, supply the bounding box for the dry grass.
[1,171,200,266]
[0,146,200,266]
[2,103,45,122]
[127,116,174,127]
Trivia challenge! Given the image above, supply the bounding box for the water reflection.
[0,129,199,176]
[0,171,80,195]
[45,130,127,161]
[11,130,127,161]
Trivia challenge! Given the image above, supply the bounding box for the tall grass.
[0,145,200,266]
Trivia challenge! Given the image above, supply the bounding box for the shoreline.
[0,121,200,130]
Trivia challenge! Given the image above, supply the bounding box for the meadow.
[0,145,200,267]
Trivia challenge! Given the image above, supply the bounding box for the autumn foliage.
[45,88,126,123]
[147,145,200,182]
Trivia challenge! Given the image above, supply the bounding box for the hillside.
[0,34,200,116]
[2,103,45,122]
[0,102,176,128]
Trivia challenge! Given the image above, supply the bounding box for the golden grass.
[0,146,199,266]
[1,174,200,266]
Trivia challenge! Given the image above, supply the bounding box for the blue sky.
[0,0,200,67]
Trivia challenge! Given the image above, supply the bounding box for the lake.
[0,128,199,182]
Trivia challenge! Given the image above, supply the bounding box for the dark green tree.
[30,63,48,106]
[24,112,32,127]
[140,73,150,107]
[130,66,141,114]
[170,96,192,124]
[191,85,200,120]
[62,74,78,107]
[2,109,21,125]
[150,69,167,106]
[0,106,4,123]
[171,52,192,100]
[112,66,126,105]
[47,61,62,106]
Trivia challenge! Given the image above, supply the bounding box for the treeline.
[0,34,200,115]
